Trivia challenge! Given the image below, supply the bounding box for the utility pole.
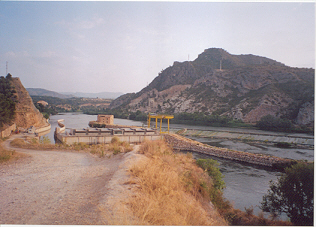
[220,59,222,71]
[6,61,8,75]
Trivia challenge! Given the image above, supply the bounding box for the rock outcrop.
[110,48,314,125]
[11,78,48,129]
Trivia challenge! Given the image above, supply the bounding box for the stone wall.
[0,124,16,138]
[164,134,295,170]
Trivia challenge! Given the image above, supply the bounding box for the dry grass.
[10,136,134,158]
[128,140,227,225]
[10,137,56,150]
[0,141,15,162]
[108,137,133,155]
[0,140,27,163]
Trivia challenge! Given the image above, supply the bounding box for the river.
[43,113,313,220]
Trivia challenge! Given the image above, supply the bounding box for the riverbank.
[164,134,296,171]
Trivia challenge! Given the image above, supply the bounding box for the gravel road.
[0,136,140,225]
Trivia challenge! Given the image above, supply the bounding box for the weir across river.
[164,134,297,170]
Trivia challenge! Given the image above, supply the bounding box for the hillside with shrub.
[110,48,314,129]
[0,74,17,129]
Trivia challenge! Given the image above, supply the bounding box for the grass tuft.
[108,137,133,155]
[0,141,16,163]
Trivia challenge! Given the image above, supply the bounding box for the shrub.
[196,159,225,191]
[40,136,51,144]
[108,137,132,155]
[256,115,294,132]
[111,136,120,144]
[73,142,89,151]
[274,142,291,148]
[261,162,314,225]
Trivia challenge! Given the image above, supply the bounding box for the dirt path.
[0,136,140,224]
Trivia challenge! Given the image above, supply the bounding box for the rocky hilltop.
[12,78,48,129]
[110,48,314,125]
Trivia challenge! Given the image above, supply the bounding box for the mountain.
[27,88,73,99]
[27,88,123,99]
[110,48,314,125]
[61,92,124,99]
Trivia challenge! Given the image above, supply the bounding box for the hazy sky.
[0,1,314,94]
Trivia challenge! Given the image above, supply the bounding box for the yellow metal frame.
[147,113,174,134]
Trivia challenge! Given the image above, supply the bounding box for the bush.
[274,142,291,148]
[40,136,51,144]
[261,162,314,225]
[196,159,225,191]
[256,115,294,132]
[111,136,120,144]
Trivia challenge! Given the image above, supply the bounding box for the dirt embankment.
[0,136,141,225]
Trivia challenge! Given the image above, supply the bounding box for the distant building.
[97,114,114,125]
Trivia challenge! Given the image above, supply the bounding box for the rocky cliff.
[110,48,314,125]
[11,78,48,129]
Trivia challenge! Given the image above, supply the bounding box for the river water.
[44,113,313,220]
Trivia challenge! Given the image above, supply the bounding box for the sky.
[0,1,315,94]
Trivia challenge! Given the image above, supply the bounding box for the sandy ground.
[0,135,141,225]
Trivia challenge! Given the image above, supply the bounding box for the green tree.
[261,162,314,225]
[256,115,293,132]
[196,158,225,191]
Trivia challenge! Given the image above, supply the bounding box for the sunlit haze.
[0,1,314,94]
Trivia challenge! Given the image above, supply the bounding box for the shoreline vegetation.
[30,94,313,135]
[81,108,313,134]
[1,135,294,225]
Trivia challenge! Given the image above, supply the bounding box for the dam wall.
[55,127,162,145]
[56,133,162,145]
[164,134,296,170]
[34,123,51,134]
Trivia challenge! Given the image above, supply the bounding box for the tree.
[261,162,314,225]
[256,115,293,132]
[196,159,225,191]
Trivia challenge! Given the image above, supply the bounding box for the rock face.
[110,48,314,125]
[296,101,314,125]
[11,78,48,129]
